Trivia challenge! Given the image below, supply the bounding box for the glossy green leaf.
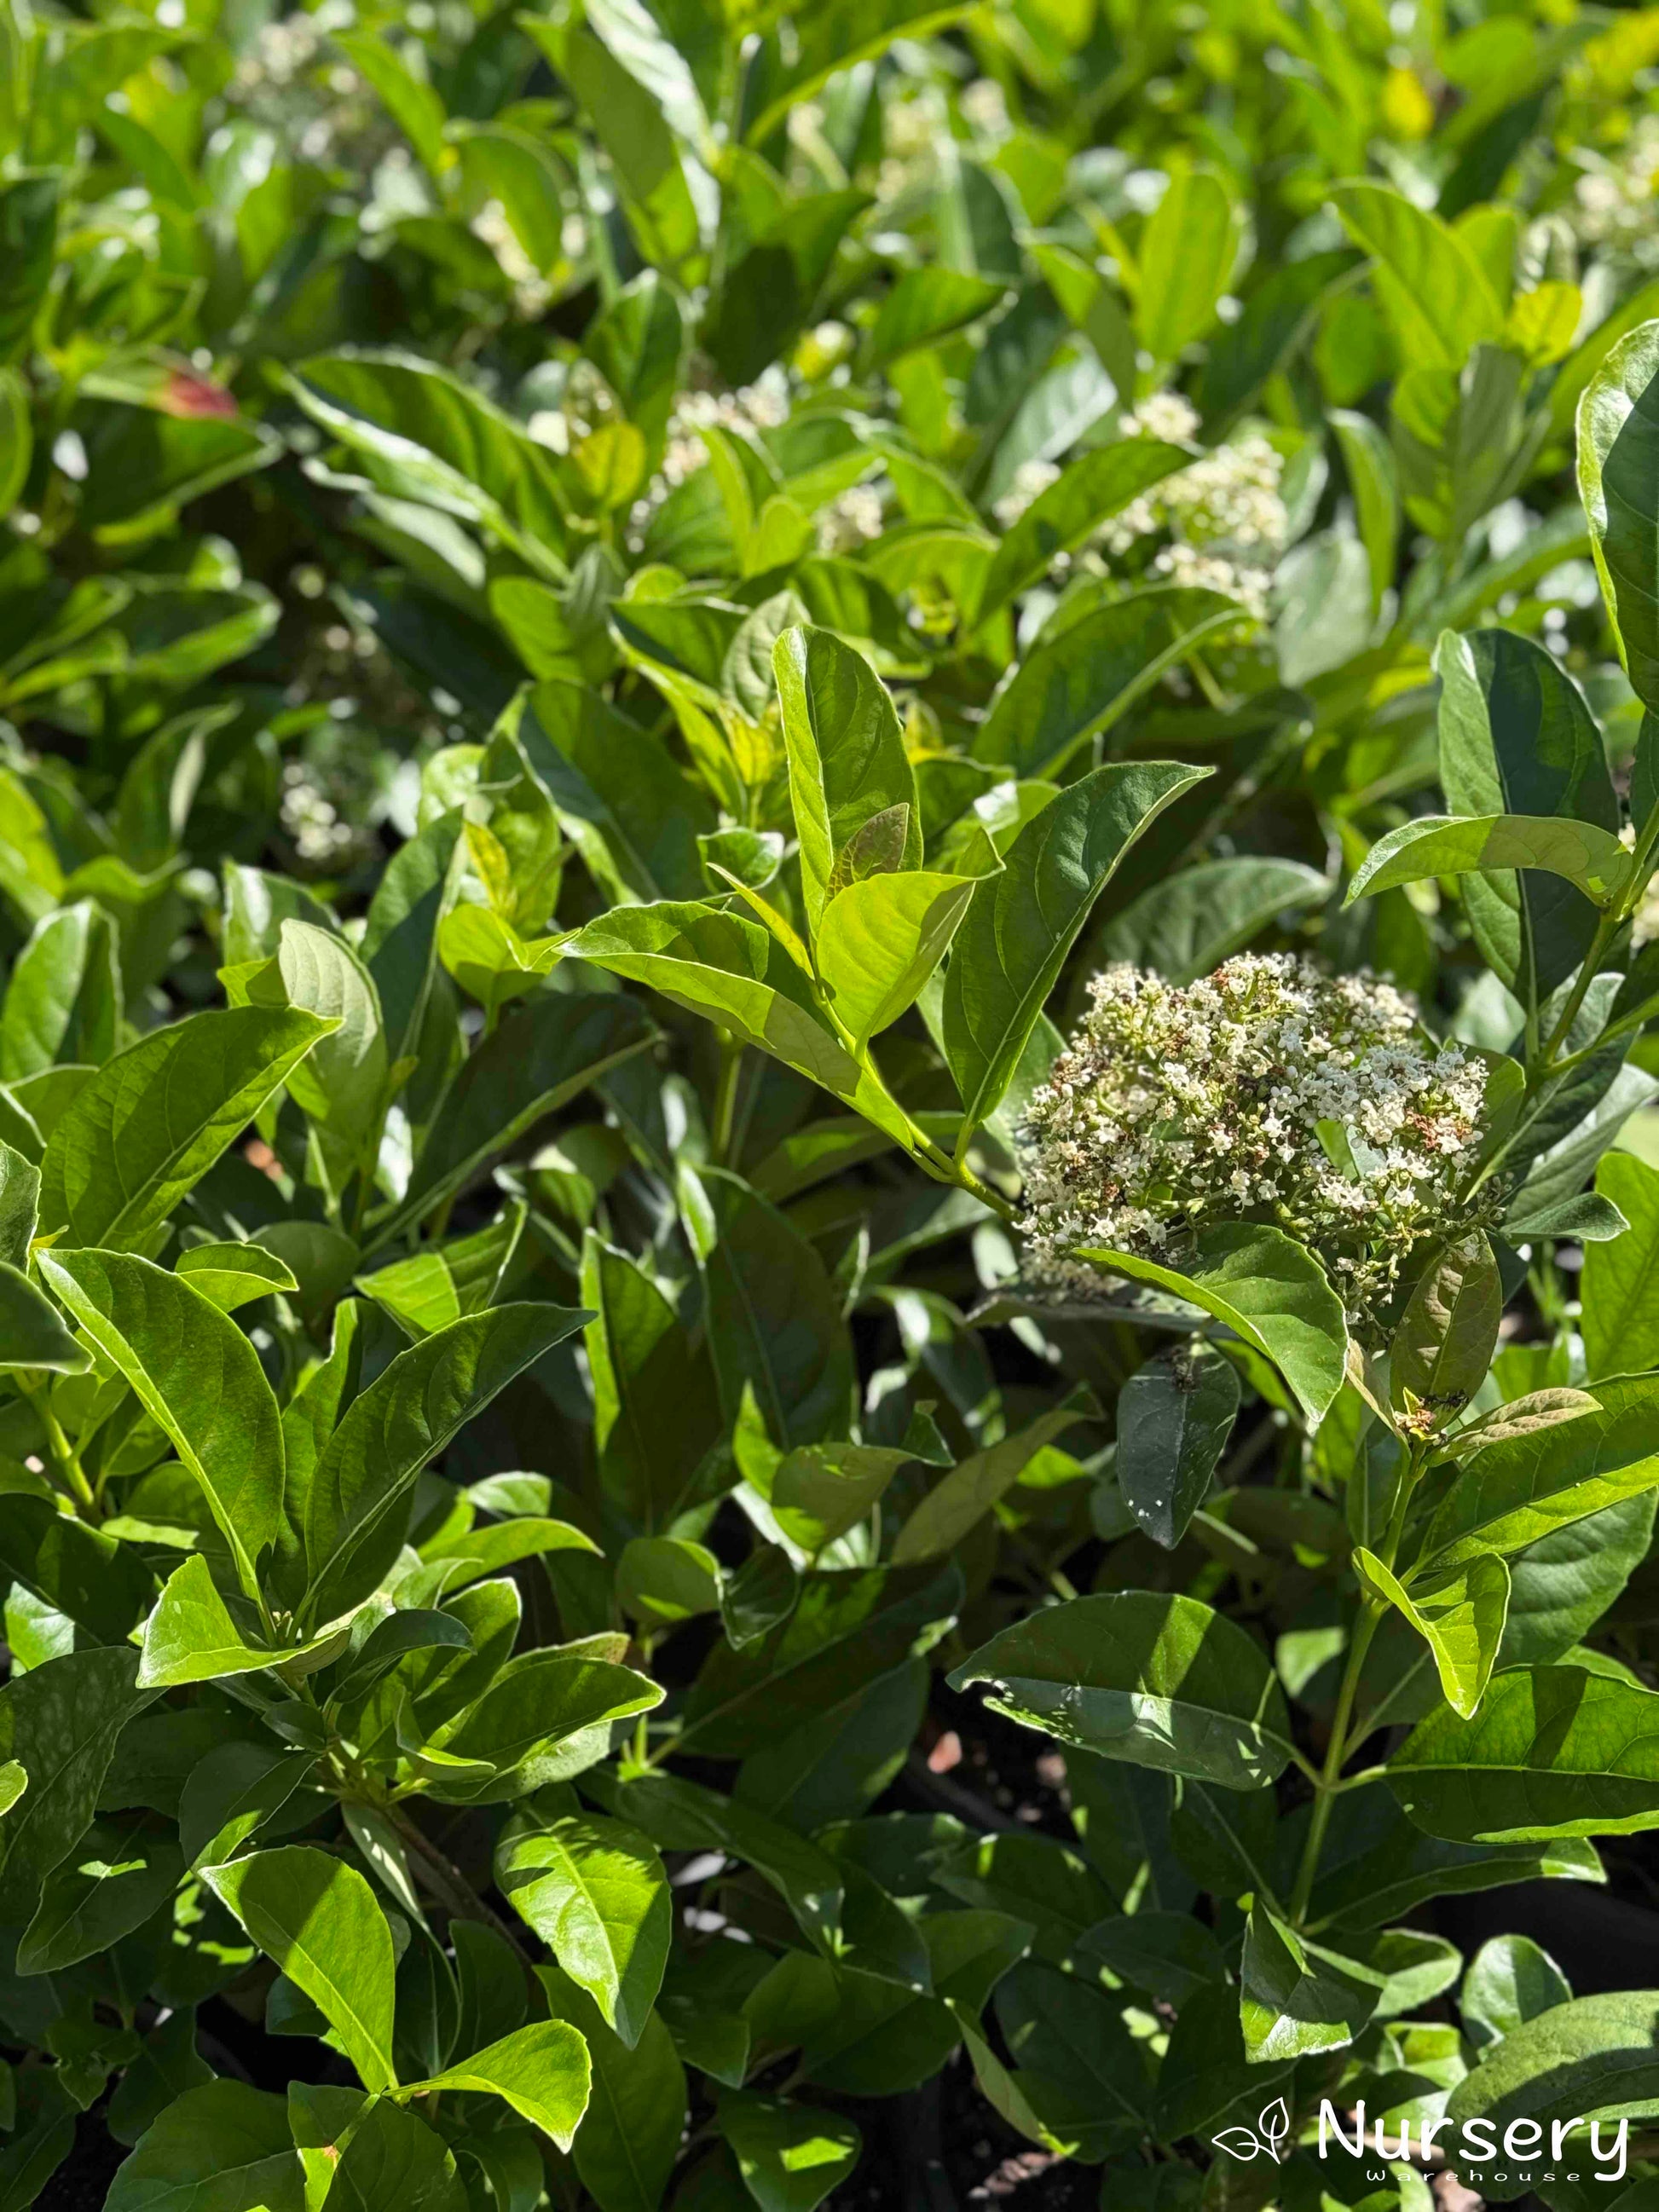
[866,267,1006,368]
[539,1965,685,2212]
[1345,811,1632,911]
[1444,1991,1659,2157]
[138,1553,276,1688]
[1582,1152,1659,1380]
[772,626,920,937]
[498,1807,670,2047]
[204,1846,398,2088]
[1436,627,1619,1005]
[0,1258,88,1372]
[0,900,120,1081]
[40,1250,283,1599]
[297,1303,587,1624]
[891,1397,1095,1563]
[1353,1549,1511,1719]
[1115,1343,1240,1551]
[616,1535,722,1625]
[18,1812,182,1973]
[1462,1932,1572,2048]
[1419,1373,1659,1568]
[1136,169,1239,361]
[941,761,1208,1138]
[0,1645,149,1922]
[405,2021,592,2149]
[950,1591,1296,1789]
[38,1006,333,1250]
[1239,1902,1380,2063]
[1390,1663,1659,1841]
[1072,1223,1348,1424]
[815,871,974,1049]
[1390,1231,1501,1416]
[1331,181,1506,367]
[175,1240,297,1315]
[104,2082,302,2212]
[975,443,1194,620]
[1578,320,1659,712]
[715,2091,860,2212]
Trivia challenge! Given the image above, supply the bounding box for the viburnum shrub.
[15,3,1659,2209]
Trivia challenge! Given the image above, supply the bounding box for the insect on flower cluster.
[1019,954,1492,1328]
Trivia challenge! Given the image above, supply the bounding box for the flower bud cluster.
[1020,955,1489,1325]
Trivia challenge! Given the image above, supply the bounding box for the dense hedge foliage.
[18,2,1659,2208]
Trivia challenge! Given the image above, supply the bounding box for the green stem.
[1288,1437,1427,1924]
[29,1384,97,1522]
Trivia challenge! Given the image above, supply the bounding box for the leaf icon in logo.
[1257,2097,1290,2156]
[1210,2126,1264,2162]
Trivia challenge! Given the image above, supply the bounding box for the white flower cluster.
[280,761,359,866]
[986,393,1286,617]
[624,377,792,546]
[1020,955,1489,1325]
[1103,396,1287,619]
[470,199,552,320]
[816,480,885,553]
[1571,117,1659,271]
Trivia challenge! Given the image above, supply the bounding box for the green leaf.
[138,1554,276,1688]
[1072,1913,1225,2007]
[0,1135,38,1267]
[1092,853,1336,986]
[941,761,1208,1139]
[38,1006,333,1250]
[204,1846,399,2089]
[1390,1232,1502,1416]
[40,1250,284,1601]
[298,1302,589,1627]
[581,1232,722,1533]
[772,626,920,938]
[1578,320,1659,713]
[1136,169,1239,362]
[334,32,448,177]
[0,1258,88,1372]
[975,445,1194,621]
[404,2022,591,2151]
[691,1169,856,1456]
[1353,1549,1511,1719]
[1436,627,1619,1006]
[949,1591,1296,1790]
[0,1646,150,1922]
[1,900,120,1081]
[1445,1991,1659,2155]
[1390,1662,1659,1841]
[289,2086,464,2212]
[1072,1223,1348,1424]
[498,1807,669,2048]
[0,365,26,517]
[429,1649,661,1803]
[771,1443,913,1556]
[616,1536,722,1625]
[1582,1152,1659,1380]
[104,2082,302,2212]
[176,1240,298,1315]
[538,1966,685,2212]
[18,1812,182,1973]
[371,991,654,1250]
[0,1495,152,1647]
[1115,1343,1240,1551]
[683,1564,961,1756]
[890,1396,1095,1563]
[1419,1373,1659,1568]
[267,922,389,1177]
[1238,1903,1380,2063]
[1344,811,1632,911]
[0,177,56,365]
[1331,181,1506,367]
[866,267,1006,368]
[1462,1933,1572,2048]
[288,351,565,575]
[604,1770,844,1953]
[815,872,975,1050]
[715,2091,860,2212]
[178,1742,317,1870]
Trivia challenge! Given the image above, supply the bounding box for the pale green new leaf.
[404,2022,591,2149]
[497,1807,671,2047]
[1353,1549,1511,1719]
[1344,812,1632,911]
